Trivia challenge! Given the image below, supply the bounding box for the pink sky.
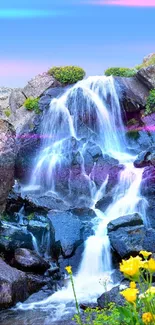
[0,59,50,77]
[87,0,155,6]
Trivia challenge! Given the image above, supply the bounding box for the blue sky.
[0,0,155,87]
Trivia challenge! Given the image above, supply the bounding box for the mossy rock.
[48,66,85,84]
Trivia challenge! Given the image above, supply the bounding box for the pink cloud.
[0,59,50,77]
[87,0,155,6]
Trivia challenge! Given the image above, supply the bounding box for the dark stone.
[108,213,143,233]
[97,286,124,308]
[109,225,155,258]
[137,65,155,89]
[0,221,33,252]
[48,211,91,258]
[0,258,28,309]
[134,146,155,168]
[13,248,50,274]
[27,273,52,294]
[58,244,84,274]
[95,196,113,212]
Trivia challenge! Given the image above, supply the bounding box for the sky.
[0,0,155,87]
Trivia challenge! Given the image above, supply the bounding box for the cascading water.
[18,76,147,318]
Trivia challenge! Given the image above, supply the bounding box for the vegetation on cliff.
[48,66,85,84]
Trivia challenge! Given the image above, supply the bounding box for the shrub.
[24,97,40,114]
[48,66,85,84]
[104,67,136,77]
[145,89,155,115]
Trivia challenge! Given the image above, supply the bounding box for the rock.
[143,53,155,64]
[10,105,36,134]
[9,88,26,114]
[134,146,155,168]
[23,73,60,98]
[24,194,70,212]
[14,248,50,274]
[48,210,93,258]
[97,286,124,308]
[109,224,155,258]
[0,88,12,117]
[95,195,113,212]
[137,65,155,89]
[0,221,33,252]
[0,119,16,212]
[141,166,155,228]
[114,76,149,115]
[48,211,82,257]
[0,258,28,309]
[58,244,84,274]
[39,86,68,111]
[108,213,144,232]
[27,273,52,295]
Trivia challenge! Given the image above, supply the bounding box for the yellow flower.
[65,266,72,274]
[140,251,152,259]
[120,287,139,303]
[130,281,136,289]
[120,256,142,278]
[147,258,155,273]
[142,312,154,324]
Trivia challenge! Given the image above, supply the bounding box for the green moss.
[48,66,85,84]
[135,55,155,70]
[104,67,136,77]
[4,107,11,118]
[127,130,140,140]
[24,97,40,114]
[145,89,155,115]
[27,212,35,221]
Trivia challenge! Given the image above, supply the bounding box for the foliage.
[145,89,155,115]
[48,66,85,84]
[27,212,35,221]
[4,107,11,118]
[66,250,155,325]
[24,97,40,114]
[104,67,136,77]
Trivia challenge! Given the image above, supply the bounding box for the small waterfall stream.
[16,76,147,319]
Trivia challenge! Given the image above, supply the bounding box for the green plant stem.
[70,274,83,325]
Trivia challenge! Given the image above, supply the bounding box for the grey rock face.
[0,119,16,212]
[137,65,155,89]
[23,73,60,98]
[108,213,143,233]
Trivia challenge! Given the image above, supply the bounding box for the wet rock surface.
[0,258,28,309]
[13,248,50,274]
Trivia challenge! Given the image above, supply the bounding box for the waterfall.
[18,76,147,314]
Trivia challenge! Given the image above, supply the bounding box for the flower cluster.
[120,251,155,324]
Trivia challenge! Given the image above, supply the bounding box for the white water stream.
[18,76,147,318]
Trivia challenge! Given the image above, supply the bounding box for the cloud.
[0,9,67,19]
[85,0,155,7]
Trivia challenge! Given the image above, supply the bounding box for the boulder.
[109,223,155,258]
[137,65,155,89]
[0,258,28,309]
[97,286,124,309]
[23,73,60,98]
[0,119,16,212]
[0,221,34,252]
[13,248,50,274]
[141,166,155,228]
[48,210,93,258]
[134,146,155,168]
[27,273,52,295]
[108,213,143,233]
[114,76,149,115]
